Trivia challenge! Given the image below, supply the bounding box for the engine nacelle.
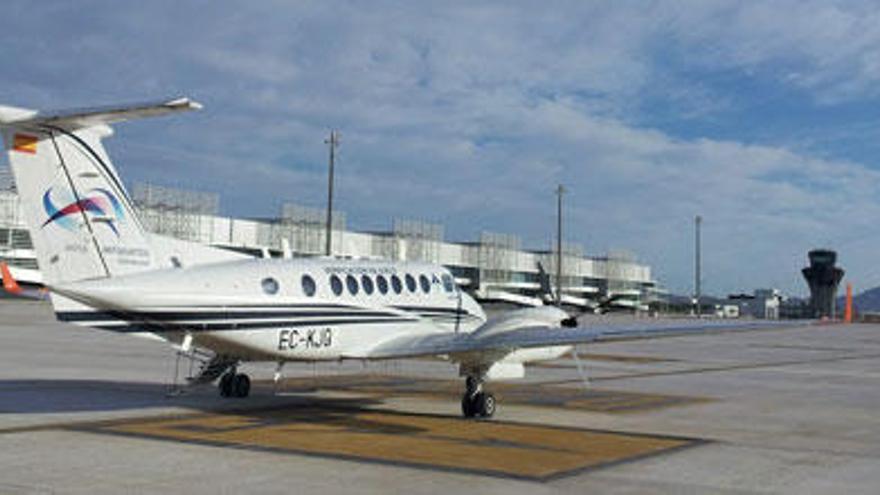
[485,361,525,380]
[504,346,571,364]
[472,306,569,338]
[467,306,574,369]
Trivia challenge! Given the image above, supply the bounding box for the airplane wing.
[356,319,809,360]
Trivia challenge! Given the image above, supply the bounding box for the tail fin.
[0,98,201,285]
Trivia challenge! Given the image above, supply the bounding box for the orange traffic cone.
[0,262,22,294]
[844,283,853,324]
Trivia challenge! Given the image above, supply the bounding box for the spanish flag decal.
[13,134,38,154]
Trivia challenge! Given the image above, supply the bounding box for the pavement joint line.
[0,397,375,435]
[708,439,880,460]
[544,351,880,384]
[746,343,865,352]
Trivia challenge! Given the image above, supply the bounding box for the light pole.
[324,130,340,256]
[556,184,566,307]
[695,215,702,317]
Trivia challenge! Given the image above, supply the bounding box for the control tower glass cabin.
[801,249,844,319]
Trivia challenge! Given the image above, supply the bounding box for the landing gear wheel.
[233,373,251,398]
[461,392,496,418]
[219,372,250,398]
[476,392,496,418]
[461,395,477,418]
[219,373,234,397]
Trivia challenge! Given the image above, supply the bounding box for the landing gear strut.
[219,370,251,398]
[461,376,495,418]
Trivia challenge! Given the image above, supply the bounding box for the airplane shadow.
[0,379,380,415]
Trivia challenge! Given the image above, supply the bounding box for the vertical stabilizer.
[0,98,201,286]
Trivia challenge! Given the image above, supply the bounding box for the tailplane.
[0,98,201,286]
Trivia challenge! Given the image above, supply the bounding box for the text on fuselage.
[278,328,333,351]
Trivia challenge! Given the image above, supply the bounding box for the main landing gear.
[219,369,251,398]
[461,376,495,418]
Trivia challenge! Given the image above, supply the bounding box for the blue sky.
[3,1,880,297]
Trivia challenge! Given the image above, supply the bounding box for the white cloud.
[3,1,880,295]
[662,1,880,102]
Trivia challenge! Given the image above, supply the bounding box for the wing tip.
[166,97,203,111]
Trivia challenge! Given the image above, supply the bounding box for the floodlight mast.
[695,214,702,317]
[324,130,340,256]
[556,184,566,307]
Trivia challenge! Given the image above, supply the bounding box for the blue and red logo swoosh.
[41,187,125,236]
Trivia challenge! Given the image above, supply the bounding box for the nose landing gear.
[461,376,495,418]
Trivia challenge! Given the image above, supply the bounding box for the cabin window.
[330,274,343,296]
[391,274,403,294]
[419,274,431,293]
[301,274,317,297]
[441,274,455,293]
[261,277,279,295]
[376,275,389,294]
[346,274,359,295]
[362,275,374,295]
[405,274,417,293]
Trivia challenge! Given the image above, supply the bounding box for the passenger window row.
[326,273,438,297]
[262,272,457,297]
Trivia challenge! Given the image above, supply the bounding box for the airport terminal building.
[0,181,657,311]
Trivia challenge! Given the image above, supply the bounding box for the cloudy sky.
[2,1,880,296]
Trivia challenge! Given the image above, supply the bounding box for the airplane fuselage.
[54,257,492,361]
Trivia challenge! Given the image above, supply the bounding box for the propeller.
[536,261,591,389]
[536,261,630,327]
[537,261,577,326]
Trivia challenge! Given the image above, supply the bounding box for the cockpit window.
[330,275,343,296]
[346,274,359,295]
[376,275,389,295]
[405,274,417,293]
[261,277,279,295]
[441,274,455,293]
[361,275,374,295]
[419,274,431,293]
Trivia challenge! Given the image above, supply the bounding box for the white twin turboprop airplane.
[0,98,791,418]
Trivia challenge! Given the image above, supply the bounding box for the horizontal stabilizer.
[0,97,202,131]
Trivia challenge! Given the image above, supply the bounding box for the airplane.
[0,98,800,418]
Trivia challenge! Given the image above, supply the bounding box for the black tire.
[219,373,234,397]
[233,374,251,398]
[461,395,476,418]
[465,376,478,394]
[478,393,496,418]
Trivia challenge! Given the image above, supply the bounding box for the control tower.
[801,249,844,319]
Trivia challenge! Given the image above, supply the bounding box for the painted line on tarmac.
[546,351,880,384]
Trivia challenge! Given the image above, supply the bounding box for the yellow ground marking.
[90,406,701,481]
